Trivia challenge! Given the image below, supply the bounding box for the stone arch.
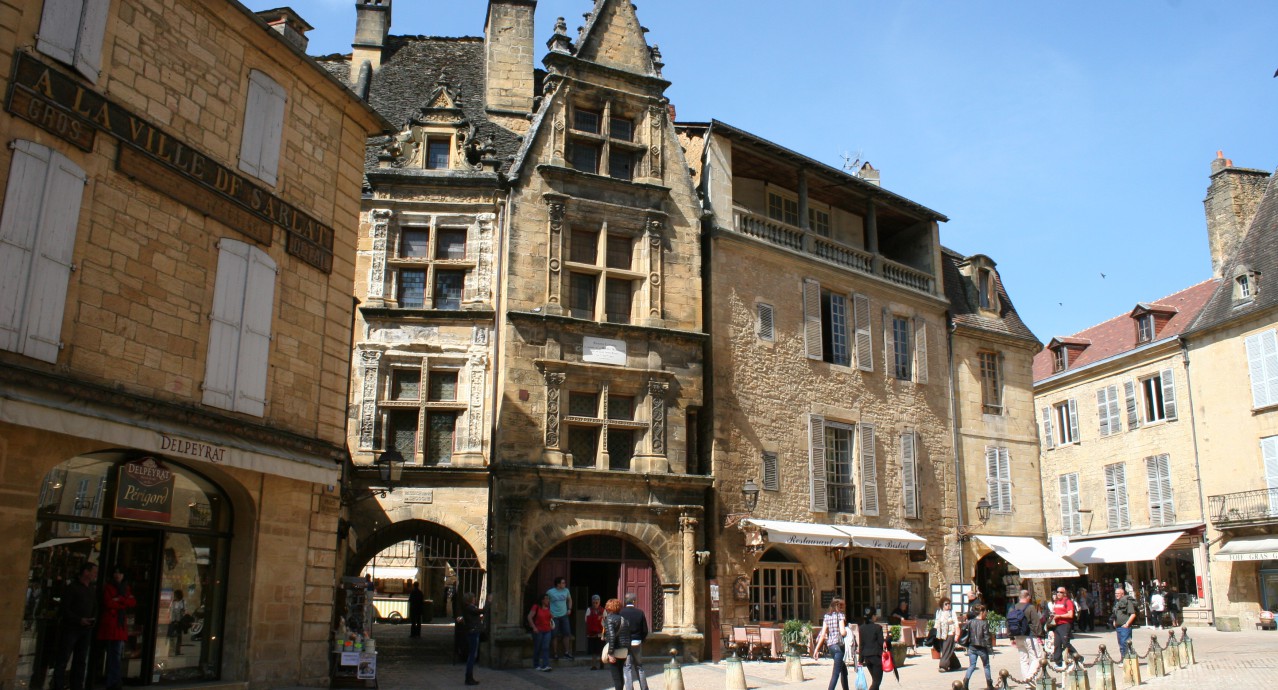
[346,496,487,567]
[518,520,675,587]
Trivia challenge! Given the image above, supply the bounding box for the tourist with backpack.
[1008,590,1041,681]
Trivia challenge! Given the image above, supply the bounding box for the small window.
[435,229,467,260]
[892,317,912,380]
[808,208,830,237]
[1236,272,1255,300]
[426,411,456,465]
[1054,400,1078,445]
[1052,346,1067,373]
[762,451,779,491]
[427,370,458,402]
[391,369,421,400]
[573,109,601,134]
[569,273,597,319]
[386,409,419,458]
[604,278,632,324]
[426,138,451,169]
[432,270,464,309]
[571,230,600,264]
[757,303,775,341]
[400,229,429,258]
[605,235,632,269]
[1136,313,1155,343]
[820,291,850,366]
[767,192,799,226]
[569,143,601,174]
[609,116,633,141]
[978,269,996,311]
[979,351,1002,415]
[608,149,634,181]
[398,270,426,307]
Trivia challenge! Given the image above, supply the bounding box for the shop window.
[750,549,812,623]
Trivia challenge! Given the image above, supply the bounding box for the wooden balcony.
[731,208,934,294]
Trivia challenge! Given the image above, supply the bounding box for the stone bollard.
[1147,638,1164,678]
[664,648,686,690]
[1036,657,1058,690]
[1095,646,1117,690]
[724,653,747,690]
[1121,643,1142,687]
[782,650,804,682]
[1066,654,1091,690]
[1162,632,1178,671]
[1180,627,1196,665]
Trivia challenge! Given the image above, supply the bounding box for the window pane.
[435,229,466,260]
[573,109,600,133]
[428,370,458,401]
[783,198,798,226]
[569,426,599,468]
[433,270,464,309]
[608,429,635,471]
[606,235,632,269]
[610,117,633,141]
[426,139,450,169]
[570,273,597,319]
[571,230,599,264]
[570,143,600,174]
[426,411,456,465]
[893,317,911,379]
[386,409,418,458]
[608,150,634,181]
[825,425,855,513]
[605,278,632,324]
[400,229,429,258]
[821,291,849,366]
[569,391,600,418]
[398,269,426,308]
[980,352,1002,414]
[608,395,634,420]
[809,209,830,237]
[391,369,420,400]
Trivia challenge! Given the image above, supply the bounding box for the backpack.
[1007,604,1031,637]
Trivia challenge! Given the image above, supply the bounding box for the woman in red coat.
[97,567,136,690]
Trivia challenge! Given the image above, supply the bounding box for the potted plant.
[887,624,907,667]
[986,612,1006,647]
[781,619,812,655]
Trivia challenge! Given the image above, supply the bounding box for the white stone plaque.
[402,488,434,504]
[583,336,627,365]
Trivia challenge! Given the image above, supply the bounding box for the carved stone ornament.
[544,372,567,448]
[649,379,668,455]
[467,354,487,452]
[357,350,384,450]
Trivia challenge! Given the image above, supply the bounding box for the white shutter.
[1244,331,1278,409]
[1067,398,1080,443]
[240,70,287,185]
[37,0,83,66]
[914,317,928,384]
[203,240,250,411]
[0,141,85,363]
[1160,368,1178,421]
[1059,474,1072,534]
[1041,406,1054,450]
[882,307,894,375]
[859,421,878,516]
[1105,463,1130,530]
[807,413,827,512]
[1145,453,1174,526]
[1124,380,1141,430]
[985,446,1001,513]
[1096,387,1111,437]
[757,302,774,341]
[233,246,276,416]
[73,0,110,81]
[762,451,779,491]
[1107,385,1120,435]
[802,279,822,360]
[901,430,918,519]
[853,293,873,372]
[1263,437,1278,515]
[1059,473,1081,535]
[998,447,1012,513]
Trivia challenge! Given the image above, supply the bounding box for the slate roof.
[941,247,1039,345]
[1188,171,1278,334]
[314,36,526,183]
[1031,279,1219,382]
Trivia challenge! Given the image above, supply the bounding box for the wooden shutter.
[1124,380,1141,430]
[853,293,873,371]
[1146,454,1174,526]
[1059,473,1081,535]
[807,413,827,512]
[1096,387,1111,436]
[204,240,251,411]
[1040,406,1054,449]
[74,0,109,81]
[1264,437,1278,491]
[240,70,287,185]
[914,317,928,384]
[757,302,774,341]
[1244,331,1278,409]
[37,0,83,66]
[762,451,779,491]
[998,447,1012,513]
[901,430,918,519]
[859,421,878,516]
[882,307,893,375]
[985,446,1001,512]
[233,246,276,416]
[1160,368,1178,420]
[1067,398,1080,443]
[0,141,86,363]
[802,279,822,360]
[1105,463,1130,530]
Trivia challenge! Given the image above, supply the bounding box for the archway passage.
[349,519,483,621]
[525,535,660,654]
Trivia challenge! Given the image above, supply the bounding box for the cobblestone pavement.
[358,622,1277,690]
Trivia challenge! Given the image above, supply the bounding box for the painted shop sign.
[4,52,334,272]
[115,456,175,524]
[158,433,227,464]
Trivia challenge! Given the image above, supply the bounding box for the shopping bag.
[881,649,895,673]
[854,665,870,690]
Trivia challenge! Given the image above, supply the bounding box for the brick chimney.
[485,0,536,114]
[1203,150,1270,278]
[352,0,391,79]
[256,7,313,52]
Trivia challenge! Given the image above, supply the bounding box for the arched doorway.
[836,555,889,618]
[20,452,232,687]
[526,534,659,653]
[349,519,484,621]
[750,548,813,623]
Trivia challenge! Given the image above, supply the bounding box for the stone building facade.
[0,1,385,688]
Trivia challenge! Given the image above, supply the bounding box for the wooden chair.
[744,625,764,660]
[721,624,742,657]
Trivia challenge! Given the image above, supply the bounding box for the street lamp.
[725,479,762,528]
[975,497,992,524]
[341,449,405,506]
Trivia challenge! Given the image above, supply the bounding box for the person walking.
[1112,586,1138,658]
[98,567,136,690]
[1008,590,1041,682]
[1149,586,1166,629]
[811,598,851,690]
[1049,586,1077,665]
[546,577,574,661]
[51,562,97,690]
[456,592,483,685]
[934,598,962,672]
[856,609,887,690]
[408,582,425,638]
[586,595,605,670]
[962,604,994,690]
[601,598,631,690]
[1076,588,1092,633]
[527,594,554,671]
[619,594,649,689]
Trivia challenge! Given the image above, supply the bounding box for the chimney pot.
[255,7,313,52]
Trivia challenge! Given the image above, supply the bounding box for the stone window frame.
[563,222,645,323]
[375,355,469,465]
[385,218,477,310]
[1233,266,1258,302]
[977,350,1003,415]
[540,363,672,472]
[565,98,647,181]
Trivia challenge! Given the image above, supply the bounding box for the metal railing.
[1209,487,1278,526]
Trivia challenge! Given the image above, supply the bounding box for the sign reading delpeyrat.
[115,457,176,524]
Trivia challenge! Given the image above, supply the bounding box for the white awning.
[32,537,92,550]
[742,519,927,551]
[974,535,1081,579]
[1067,531,1183,564]
[1215,535,1278,562]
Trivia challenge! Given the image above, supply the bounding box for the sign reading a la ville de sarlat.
[5,51,334,273]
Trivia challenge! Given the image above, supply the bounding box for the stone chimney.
[352,0,391,79]
[1204,150,1270,278]
[256,7,313,52]
[485,0,536,114]
[858,161,880,187]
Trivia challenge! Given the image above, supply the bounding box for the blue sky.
[247,1,1278,341]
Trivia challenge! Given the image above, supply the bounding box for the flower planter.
[890,643,908,668]
[931,648,941,660]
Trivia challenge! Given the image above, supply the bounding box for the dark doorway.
[102,530,163,687]
[570,561,621,609]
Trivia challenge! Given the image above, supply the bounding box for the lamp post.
[341,449,405,506]
[957,498,992,542]
[724,479,761,528]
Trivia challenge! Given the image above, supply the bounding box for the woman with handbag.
[934,598,962,672]
[855,609,886,690]
[962,604,995,690]
[811,598,851,690]
[601,598,631,690]
[527,594,554,671]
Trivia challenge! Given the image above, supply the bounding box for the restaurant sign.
[5,52,334,272]
[115,457,175,524]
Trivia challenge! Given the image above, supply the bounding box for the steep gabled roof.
[1189,171,1278,334]
[1032,279,1219,382]
[941,248,1038,345]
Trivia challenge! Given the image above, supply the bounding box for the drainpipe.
[1179,338,1215,624]
[947,318,968,582]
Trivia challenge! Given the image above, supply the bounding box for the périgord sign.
[115,457,175,524]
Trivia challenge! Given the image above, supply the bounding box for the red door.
[620,560,654,622]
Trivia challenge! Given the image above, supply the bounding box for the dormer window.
[1052,346,1067,373]
[1234,269,1258,301]
[977,268,998,312]
[1048,337,1090,374]
[426,138,451,169]
[1136,313,1155,343]
[1129,304,1176,344]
